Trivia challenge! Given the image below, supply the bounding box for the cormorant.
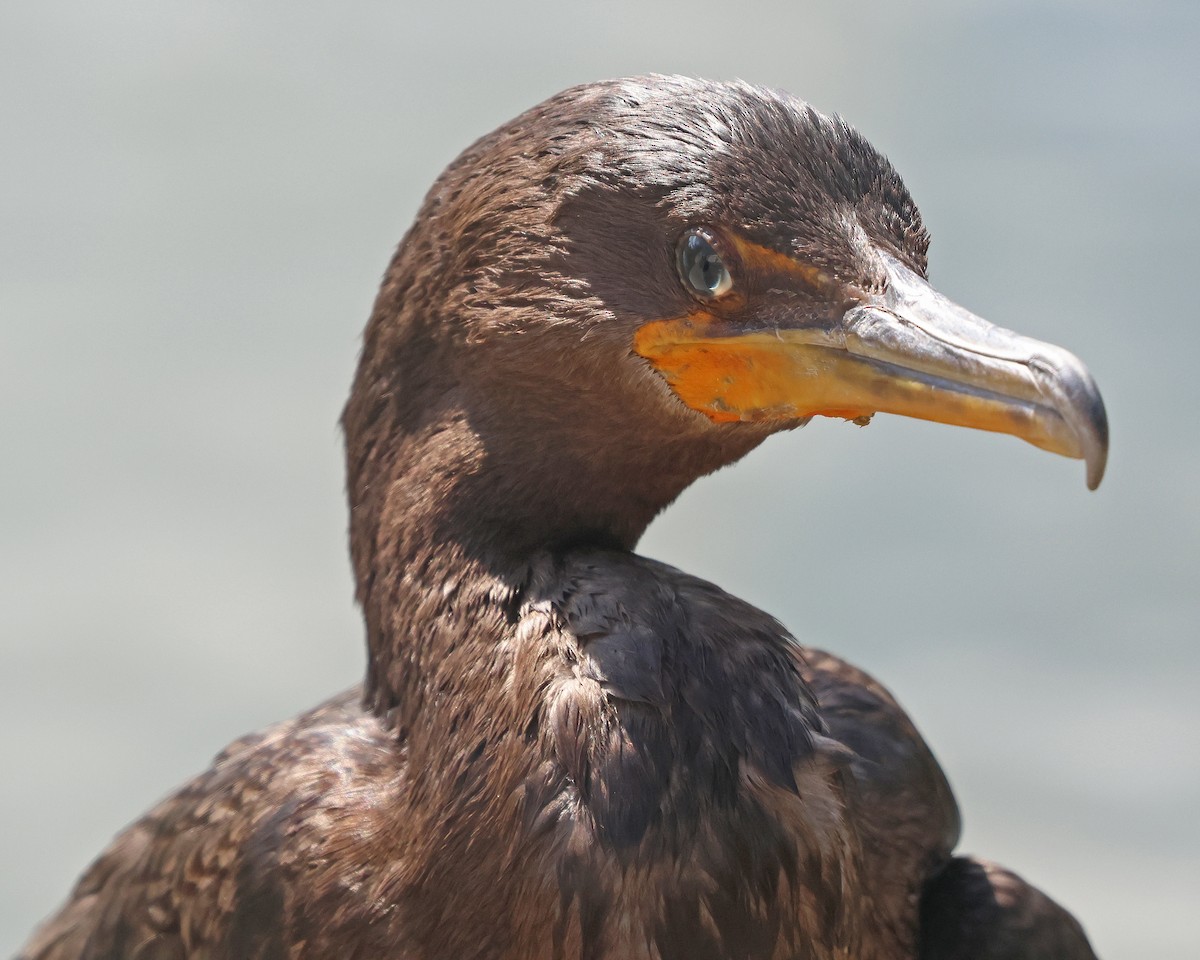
[18,76,1107,960]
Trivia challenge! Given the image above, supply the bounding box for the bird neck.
[343,378,774,739]
[342,391,679,737]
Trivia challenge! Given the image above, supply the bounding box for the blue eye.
[677,229,733,299]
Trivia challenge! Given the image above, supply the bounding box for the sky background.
[2,2,1197,958]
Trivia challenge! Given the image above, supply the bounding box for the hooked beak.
[635,251,1108,489]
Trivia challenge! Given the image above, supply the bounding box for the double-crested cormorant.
[19,77,1106,960]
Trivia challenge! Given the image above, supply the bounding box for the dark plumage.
[19,77,1104,960]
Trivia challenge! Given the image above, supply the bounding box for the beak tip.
[1082,393,1109,491]
[1084,444,1107,491]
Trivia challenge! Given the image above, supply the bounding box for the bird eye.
[677,229,733,299]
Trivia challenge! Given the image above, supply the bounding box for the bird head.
[347,76,1107,557]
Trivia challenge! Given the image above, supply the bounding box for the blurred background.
[2,1,1196,957]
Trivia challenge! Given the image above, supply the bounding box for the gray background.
[2,2,1197,958]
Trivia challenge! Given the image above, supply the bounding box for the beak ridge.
[840,254,1109,489]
